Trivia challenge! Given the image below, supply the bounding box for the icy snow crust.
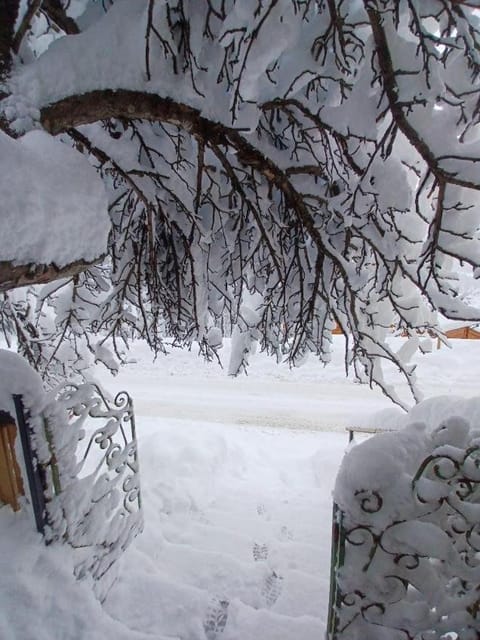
[0,130,109,267]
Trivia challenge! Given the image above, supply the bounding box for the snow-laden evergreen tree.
[1,0,480,407]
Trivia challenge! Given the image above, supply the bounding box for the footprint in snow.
[279,525,294,541]
[203,597,229,639]
[252,542,269,562]
[256,503,267,517]
[195,511,211,525]
[262,570,284,608]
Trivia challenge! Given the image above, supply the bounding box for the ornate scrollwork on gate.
[328,421,480,640]
[40,382,143,599]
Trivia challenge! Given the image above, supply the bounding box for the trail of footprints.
[202,502,288,638]
[254,503,285,609]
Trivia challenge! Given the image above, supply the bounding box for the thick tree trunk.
[41,0,80,35]
[0,0,19,81]
[0,0,20,136]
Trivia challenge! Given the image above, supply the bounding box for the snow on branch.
[0,129,109,274]
[1,0,480,404]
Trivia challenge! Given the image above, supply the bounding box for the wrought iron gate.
[14,382,143,600]
[327,422,480,639]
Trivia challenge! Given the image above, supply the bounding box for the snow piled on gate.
[333,398,480,639]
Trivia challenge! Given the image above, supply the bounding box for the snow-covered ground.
[97,335,480,430]
[1,336,480,639]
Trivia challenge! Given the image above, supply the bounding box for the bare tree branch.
[366,1,480,190]
[0,256,104,292]
[12,0,43,54]
[40,89,331,251]
[41,0,80,35]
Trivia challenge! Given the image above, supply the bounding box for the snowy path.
[103,419,346,639]
[93,338,480,639]
[2,338,480,639]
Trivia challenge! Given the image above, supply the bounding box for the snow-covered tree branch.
[1,0,480,406]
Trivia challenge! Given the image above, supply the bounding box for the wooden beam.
[0,410,24,512]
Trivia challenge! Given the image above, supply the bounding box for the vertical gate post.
[326,501,345,640]
[13,394,47,534]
